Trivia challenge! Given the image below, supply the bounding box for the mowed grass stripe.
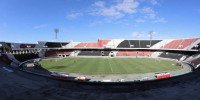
[104,58,112,74]
[62,58,79,71]
[119,59,136,74]
[80,58,105,74]
[71,58,91,73]
[77,58,96,74]
[39,58,180,75]
[111,58,128,74]
[88,58,104,74]
[139,59,162,73]
[125,58,146,73]
[140,58,169,72]
[124,59,144,73]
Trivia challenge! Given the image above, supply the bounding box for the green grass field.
[39,57,180,75]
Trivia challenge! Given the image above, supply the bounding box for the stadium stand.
[178,38,198,49]
[163,38,198,49]
[86,42,99,47]
[97,39,110,47]
[44,42,68,48]
[116,51,153,56]
[117,40,161,48]
[191,43,200,50]
[151,40,173,49]
[106,39,124,48]
[158,52,188,60]
[6,53,20,64]
[5,43,12,49]
[117,40,131,48]
[0,38,199,62]
[20,44,36,48]
[185,53,200,68]
[75,43,88,48]
[78,50,102,56]
[31,38,198,50]
[7,43,21,50]
[45,50,57,57]
[0,54,12,64]
[0,42,12,52]
[13,53,39,62]
[129,40,140,48]
[36,41,69,48]
[163,39,183,49]
[102,51,111,56]
[45,50,73,57]
[77,50,111,56]
[140,40,161,48]
[62,42,80,48]
[190,57,200,68]
[75,39,111,48]
[0,42,22,53]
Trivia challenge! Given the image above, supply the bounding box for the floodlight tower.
[54,28,59,40]
[149,31,153,46]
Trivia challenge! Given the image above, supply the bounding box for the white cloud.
[94,1,105,8]
[33,24,47,29]
[142,7,156,19]
[135,18,145,23]
[88,0,166,25]
[91,1,124,19]
[140,7,167,24]
[98,7,124,18]
[152,17,167,23]
[149,0,158,5]
[91,0,139,19]
[115,0,139,14]
[114,19,130,26]
[132,31,141,38]
[66,12,83,19]
[89,20,103,27]
[131,31,156,39]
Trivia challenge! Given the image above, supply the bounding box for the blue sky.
[0,0,200,43]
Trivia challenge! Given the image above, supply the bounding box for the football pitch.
[39,57,180,75]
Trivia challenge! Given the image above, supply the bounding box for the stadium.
[6,38,198,83]
[0,38,200,98]
[0,38,200,99]
[1,0,200,99]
